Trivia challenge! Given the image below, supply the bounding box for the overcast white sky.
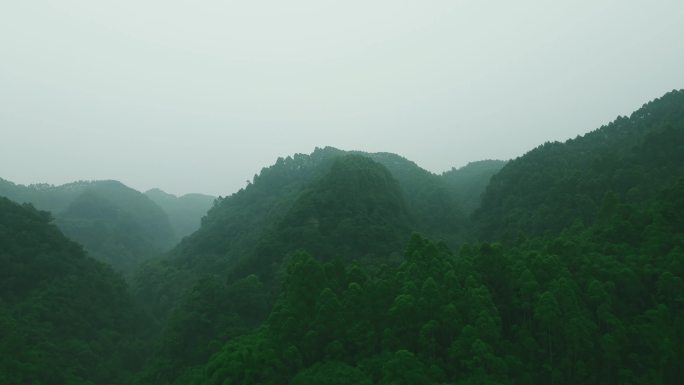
[2,1,683,196]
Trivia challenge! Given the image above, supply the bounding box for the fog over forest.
[2,1,683,195]
[1,2,683,385]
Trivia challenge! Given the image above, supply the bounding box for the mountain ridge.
[0,178,212,273]
[474,89,684,240]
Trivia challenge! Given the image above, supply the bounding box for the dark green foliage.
[291,361,372,385]
[138,274,271,384]
[475,90,684,240]
[197,183,684,384]
[242,155,413,278]
[133,154,419,382]
[156,90,683,385]
[0,179,177,273]
[144,188,215,239]
[0,197,148,385]
[133,150,474,383]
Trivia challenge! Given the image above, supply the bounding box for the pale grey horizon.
[2,1,683,196]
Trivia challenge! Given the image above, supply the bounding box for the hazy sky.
[2,1,683,196]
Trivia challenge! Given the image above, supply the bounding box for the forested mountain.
[133,90,683,385]
[474,90,684,240]
[0,179,177,273]
[244,155,412,275]
[195,179,684,384]
[3,90,682,385]
[144,189,215,240]
[134,149,344,321]
[134,148,478,318]
[0,197,149,385]
[134,150,485,382]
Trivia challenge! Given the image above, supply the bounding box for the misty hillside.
[133,148,481,320]
[361,151,469,246]
[0,179,186,273]
[145,188,215,239]
[474,89,684,240]
[442,159,508,214]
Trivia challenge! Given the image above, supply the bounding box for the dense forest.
[1,90,682,384]
[0,197,149,384]
[474,90,684,240]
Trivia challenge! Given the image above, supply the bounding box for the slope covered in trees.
[134,149,508,383]
[475,90,684,240]
[134,149,344,322]
[134,148,473,320]
[240,155,413,277]
[134,90,683,385]
[134,154,421,382]
[0,197,149,385]
[3,90,682,385]
[0,179,178,273]
[168,147,471,277]
[193,179,684,385]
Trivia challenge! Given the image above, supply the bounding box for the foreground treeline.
[0,197,150,384]
[175,180,684,385]
[2,180,682,384]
